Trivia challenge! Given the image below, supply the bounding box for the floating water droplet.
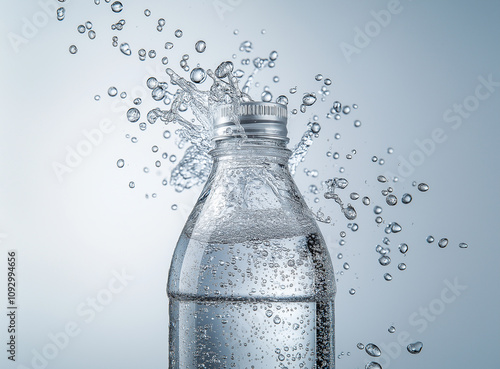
[418,183,429,192]
[88,30,96,39]
[343,262,350,270]
[391,222,402,233]
[374,206,383,214]
[357,343,365,350]
[343,205,357,220]
[377,175,387,183]
[171,204,178,210]
[426,235,434,243]
[407,341,423,354]
[195,40,206,53]
[275,95,288,106]
[384,273,392,281]
[146,77,158,89]
[315,74,323,81]
[387,147,394,154]
[116,159,124,168]
[261,90,272,102]
[302,93,317,106]
[332,101,341,113]
[144,9,151,16]
[56,7,65,21]
[349,288,356,295]
[190,67,206,84]
[362,197,371,205]
[365,362,382,369]
[69,45,78,54]
[438,238,448,248]
[148,49,156,58]
[378,255,391,266]
[401,193,412,204]
[342,105,351,114]
[108,87,117,97]
[215,61,233,78]
[77,25,85,33]
[388,326,396,333]
[311,122,321,133]
[350,192,359,200]
[126,108,140,122]
[399,243,408,254]
[386,194,397,206]
[161,56,168,65]
[133,98,142,105]
[111,1,123,13]
[174,29,183,38]
[128,181,135,188]
[365,343,381,357]
[459,242,468,249]
[273,316,281,324]
[398,263,407,270]
[164,42,174,49]
[375,216,383,224]
[120,43,131,56]
[354,120,362,127]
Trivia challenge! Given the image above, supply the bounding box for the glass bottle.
[167,102,336,368]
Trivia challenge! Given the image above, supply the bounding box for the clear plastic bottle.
[167,102,336,368]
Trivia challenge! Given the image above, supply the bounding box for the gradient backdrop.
[1,1,499,368]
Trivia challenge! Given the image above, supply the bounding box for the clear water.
[168,233,335,369]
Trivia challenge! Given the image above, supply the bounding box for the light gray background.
[1,0,499,368]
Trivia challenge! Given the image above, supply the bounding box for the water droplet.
[343,205,357,220]
[391,222,402,233]
[174,29,183,38]
[350,192,360,200]
[261,91,272,102]
[342,105,351,114]
[315,74,323,81]
[311,122,321,133]
[362,197,371,205]
[378,255,391,266]
[379,159,385,165]
[387,147,394,154]
[88,30,96,39]
[120,43,131,56]
[459,242,468,249]
[401,193,412,204]
[377,175,387,183]
[111,1,123,13]
[94,95,100,101]
[357,343,365,350]
[163,130,171,139]
[372,156,378,162]
[365,362,382,369]
[374,206,383,214]
[438,238,448,248]
[426,235,434,243]
[127,108,140,122]
[133,98,142,105]
[161,56,169,65]
[386,194,397,206]
[128,181,135,188]
[275,95,288,106]
[108,87,117,96]
[215,61,233,78]
[273,316,281,324]
[265,310,273,317]
[195,40,206,53]
[399,243,408,254]
[116,159,124,168]
[144,9,151,16]
[146,77,158,89]
[365,343,381,357]
[77,25,85,33]
[56,7,65,21]
[343,262,350,270]
[148,49,156,58]
[190,67,206,84]
[398,263,407,270]
[69,45,78,54]
[384,273,392,281]
[171,204,178,210]
[349,288,356,295]
[302,93,317,106]
[418,183,429,192]
[407,341,423,354]
[354,120,362,127]
[388,326,396,333]
[169,155,177,163]
[164,42,174,49]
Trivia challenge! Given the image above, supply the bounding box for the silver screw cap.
[213,102,288,141]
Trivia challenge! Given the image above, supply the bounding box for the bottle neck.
[209,138,291,165]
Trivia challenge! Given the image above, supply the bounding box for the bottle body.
[167,140,335,368]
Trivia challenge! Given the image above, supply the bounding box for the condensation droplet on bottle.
[195,40,206,53]
[372,156,378,162]
[401,193,412,204]
[190,67,206,84]
[407,341,423,354]
[418,183,429,192]
[146,77,158,89]
[399,243,408,254]
[148,50,156,58]
[111,1,123,13]
[161,56,169,65]
[127,108,140,122]
[94,95,100,101]
[426,235,434,243]
[116,159,124,168]
[438,238,448,248]
[120,43,131,56]
[365,343,381,357]
[69,45,78,54]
